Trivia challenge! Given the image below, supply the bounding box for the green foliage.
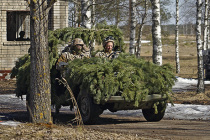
[11,26,125,104]
[11,55,30,97]
[49,26,124,50]
[65,54,176,106]
[12,26,175,108]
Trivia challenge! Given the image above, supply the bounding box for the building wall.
[49,0,69,30]
[0,0,69,80]
[0,0,30,79]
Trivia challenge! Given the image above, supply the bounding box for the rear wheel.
[77,91,103,124]
[142,102,166,122]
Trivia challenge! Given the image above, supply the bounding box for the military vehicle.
[77,89,168,124]
[56,60,170,125]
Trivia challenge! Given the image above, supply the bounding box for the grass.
[134,35,198,78]
[0,123,143,140]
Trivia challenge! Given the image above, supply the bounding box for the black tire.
[142,102,166,122]
[77,91,103,124]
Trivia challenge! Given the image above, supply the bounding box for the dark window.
[7,11,30,41]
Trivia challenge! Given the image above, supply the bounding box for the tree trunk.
[136,0,148,58]
[208,8,210,49]
[196,0,205,93]
[175,0,180,73]
[185,24,188,35]
[81,0,91,29]
[191,24,194,35]
[29,0,52,123]
[115,0,120,28]
[203,0,209,50]
[74,1,79,27]
[151,0,162,66]
[136,24,143,58]
[91,0,96,29]
[129,0,136,55]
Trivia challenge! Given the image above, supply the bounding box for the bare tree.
[136,0,148,58]
[29,0,56,123]
[208,7,210,49]
[115,0,120,28]
[175,0,180,73]
[74,0,80,27]
[203,0,208,50]
[129,0,137,55]
[91,0,96,29]
[196,0,205,93]
[81,0,91,28]
[151,0,162,65]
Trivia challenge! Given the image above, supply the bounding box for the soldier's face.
[75,44,82,53]
[105,42,113,53]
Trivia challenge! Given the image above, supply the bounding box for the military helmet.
[103,36,114,48]
[73,38,84,46]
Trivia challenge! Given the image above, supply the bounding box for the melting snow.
[0,121,22,126]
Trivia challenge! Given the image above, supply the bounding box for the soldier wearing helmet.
[95,36,119,59]
[56,38,90,70]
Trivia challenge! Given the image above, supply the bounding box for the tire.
[142,102,166,122]
[77,91,103,124]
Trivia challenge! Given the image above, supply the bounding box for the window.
[7,11,30,41]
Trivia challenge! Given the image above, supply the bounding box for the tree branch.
[46,0,57,14]
[86,0,113,11]
[71,0,81,5]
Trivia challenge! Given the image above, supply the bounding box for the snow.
[124,40,151,44]
[0,121,22,126]
[165,104,210,120]
[103,103,210,121]
[172,77,210,92]
[1,77,210,126]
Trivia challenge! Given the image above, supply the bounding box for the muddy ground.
[1,80,210,140]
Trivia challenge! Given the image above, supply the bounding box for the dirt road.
[91,115,210,140]
[48,111,210,140]
[2,107,210,139]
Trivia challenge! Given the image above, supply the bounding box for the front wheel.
[77,91,103,124]
[142,102,166,122]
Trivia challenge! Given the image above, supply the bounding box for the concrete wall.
[0,0,69,80]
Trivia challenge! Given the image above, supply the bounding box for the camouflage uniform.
[95,51,118,59]
[57,50,90,66]
[95,36,120,59]
[55,38,90,112]
[56,38,90,70]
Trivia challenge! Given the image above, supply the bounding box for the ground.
[1,81,210,140]
[1,35,210,139]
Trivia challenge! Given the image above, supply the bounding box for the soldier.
[95,36,119,59]
[56,38,90,70]
[55,38,90,114]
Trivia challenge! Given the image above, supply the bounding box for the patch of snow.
[0,121,22,126]
[5,73,11,80]
[104,103,210,120]
[165,103,210,120]
[124,40,151,44]
[172,77,210,91]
